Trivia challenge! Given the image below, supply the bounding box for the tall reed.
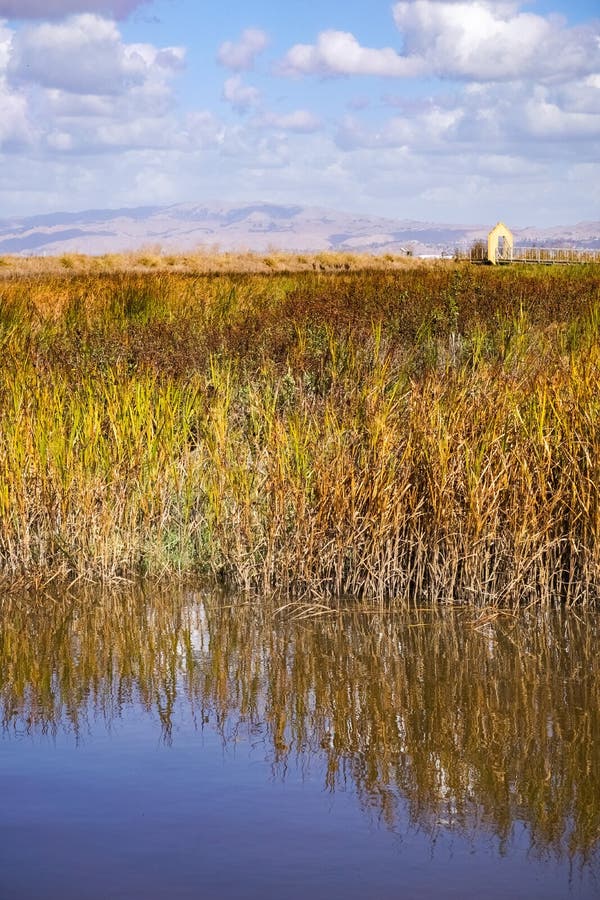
[1,264,600,603]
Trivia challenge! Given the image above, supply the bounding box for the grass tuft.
[0,260,599,603]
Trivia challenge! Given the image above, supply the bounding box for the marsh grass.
[0,249,422,277]
[1,263,600,602]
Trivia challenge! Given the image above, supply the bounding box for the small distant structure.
[487,222,513,265]
[468,222,600,265]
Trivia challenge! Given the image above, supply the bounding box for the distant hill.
[0,202,598,257]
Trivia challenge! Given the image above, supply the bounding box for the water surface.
[1,589,599,898]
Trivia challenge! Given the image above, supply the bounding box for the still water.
[1,588,599,899]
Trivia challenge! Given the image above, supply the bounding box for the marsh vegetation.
[1,261,600,603]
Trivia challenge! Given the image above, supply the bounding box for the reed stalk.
[1,263,599,603]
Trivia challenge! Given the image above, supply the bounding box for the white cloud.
[0,14,188,157]
[222,75,260,112]
[42,79,174,120]
[280,2,600,83]
[280,30,424,78]
[46,130,74,150]
[523,96,600,140]
[0,0,597,226]
[0,20,10,69]
[217,28,268,71]
[0,22,33,148]
[330,71,600,175]
[449,80,600,153]
[9,15,184,96]
[0,0,147,18]
[261,110,322,133]
[550,75,600,115]
[89,117,185,150]
[0,102,597,226]
[185,111,226,148]
[0,83,32,148]
[336,106,462,150]
[392,0,600,82]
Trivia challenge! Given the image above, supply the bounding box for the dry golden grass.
[0,248,430,277]
[1,261,599,602]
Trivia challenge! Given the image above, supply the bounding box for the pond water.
[1,588,599,899]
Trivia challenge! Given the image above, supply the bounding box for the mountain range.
[0,202,598,257]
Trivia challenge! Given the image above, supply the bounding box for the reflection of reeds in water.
[0,589,190,739]
[2,266,600,600]
[1,587,599,864]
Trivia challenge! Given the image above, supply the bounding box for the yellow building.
[487,222,513,264]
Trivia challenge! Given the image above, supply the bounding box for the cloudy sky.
[0,0,598,224]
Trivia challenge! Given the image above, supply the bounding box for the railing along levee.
[510,247,600,264]
[468,245,600,265]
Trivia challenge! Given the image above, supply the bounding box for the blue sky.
[0,0,598,225]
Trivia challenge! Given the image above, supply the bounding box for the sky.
[0,0,598,225]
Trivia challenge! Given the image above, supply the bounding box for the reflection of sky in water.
[0,590,599,899]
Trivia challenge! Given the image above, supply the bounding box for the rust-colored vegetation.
[1,260,600,603]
